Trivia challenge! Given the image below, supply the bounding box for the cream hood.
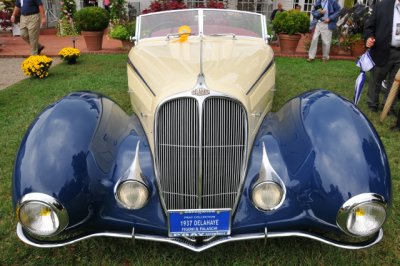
[128,36,274,100]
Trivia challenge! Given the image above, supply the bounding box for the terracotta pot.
[121,40,134,50]
[82,31,104,51]
[278,34,301,54]
[330,45,339,55]
[351,40,366,58]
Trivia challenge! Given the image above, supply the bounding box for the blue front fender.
[233,90,391,233]
[12,92,166,232]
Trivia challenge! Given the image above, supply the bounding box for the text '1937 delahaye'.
[13,9,391,252]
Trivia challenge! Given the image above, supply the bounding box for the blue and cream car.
[13,9,391,252]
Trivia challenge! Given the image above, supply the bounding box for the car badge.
[191,87,210,96]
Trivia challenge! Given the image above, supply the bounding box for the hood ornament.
[191,74,210,96]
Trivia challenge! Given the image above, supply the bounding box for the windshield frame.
[135,9,267,42]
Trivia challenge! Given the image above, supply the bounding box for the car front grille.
[156,97,247,210]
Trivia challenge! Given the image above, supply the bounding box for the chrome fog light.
[18,193,68,237]
[252,181,284,211]
[337,193,387,237]
[116,180,149,209]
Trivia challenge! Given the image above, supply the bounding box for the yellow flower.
[58,47,80,62]
[21,55,52,78]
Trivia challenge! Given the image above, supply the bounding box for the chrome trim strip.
[127,59,156,96]
[251,142,286,211]
[17,193,69,237]
[114,141,150,209]
[246,60,275,95]
[17,223,384,252]
[336,193,387,237]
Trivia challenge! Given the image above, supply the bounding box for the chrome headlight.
[115,180,149,209]
[337,193,387,237]
[17,193,68,237]
[252,181,284,211]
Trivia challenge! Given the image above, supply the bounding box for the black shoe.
[38,45,45,54]
[368,106,378,113]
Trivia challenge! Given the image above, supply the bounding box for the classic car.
[13,9,391,252]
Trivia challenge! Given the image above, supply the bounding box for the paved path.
[0,57,61,90]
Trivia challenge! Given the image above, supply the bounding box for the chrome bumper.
[17,223,383,252]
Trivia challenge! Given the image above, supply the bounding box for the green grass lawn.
[0,55,399,265]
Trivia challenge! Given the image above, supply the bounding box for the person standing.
[306,0,341,63]
[10,0,46,55]
[104,0,110,11]
[271,3,284,21]
[364,0,400,114]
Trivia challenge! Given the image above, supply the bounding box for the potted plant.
[109,20,135,49]
[21,55,53,79]
[272,10,309,54]
[58,47,81,64]
[348,33,365,57]
[74,7,109,51]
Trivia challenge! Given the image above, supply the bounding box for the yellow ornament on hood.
[178,25,192,43]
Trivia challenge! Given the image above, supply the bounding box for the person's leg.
[308,23,322,60]
[320,24,332,60]
[367,65,391,110]
[27,14,41,55]
[19,16,30,45]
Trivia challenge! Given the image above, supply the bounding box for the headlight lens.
[252,181,284,211]
[337,193,387,237]
[17,193,68,237]
[346,202,386,236]
[19,202,60,236]
[116,180,149,209]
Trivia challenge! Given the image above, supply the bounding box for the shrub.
[110,0,128,24]
[142,0,187,14]
[110,25,130,40]
[109,21,135,40]
[74,7,109,32]
[272,10,309,35]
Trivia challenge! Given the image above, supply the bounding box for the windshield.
[138,9,265,40]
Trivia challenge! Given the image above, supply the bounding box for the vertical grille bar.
[202,98,246,209]
[156,98,199,210]
[156,97,246,210]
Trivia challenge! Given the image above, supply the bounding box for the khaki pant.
[308,22,332,60]
[20,13,42,55]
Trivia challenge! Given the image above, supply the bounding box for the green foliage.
[109,20,135,40]
[57,17,79,36]
[110,0,128,24]
[60,0,76,20]
[272,10,310,35]
[109,25,129,40]
[74,7,110,32]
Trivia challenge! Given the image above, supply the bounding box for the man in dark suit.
[270,3,284,21]
[364,0,400,114]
